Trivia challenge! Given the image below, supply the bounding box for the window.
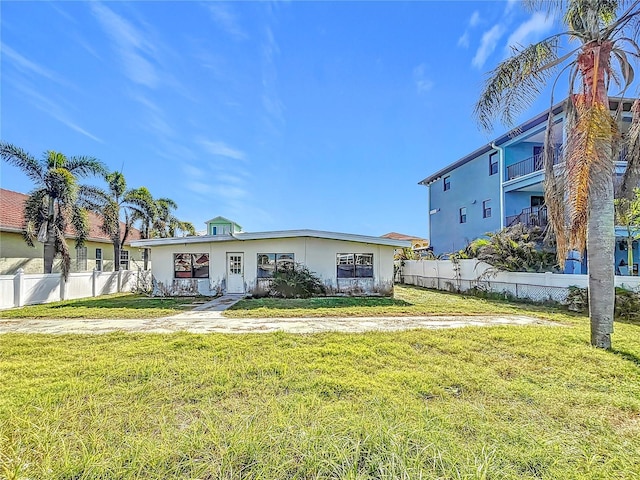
[95,248,103,271]
[489,152,498,175]
[443,176,451,191]
[174,253,209,278]
[257,253,294,278]
[337,253,374,278]
[76,247,88,271]
[459,207,467,224]
[120,250,130,270]
[483,200,492,218]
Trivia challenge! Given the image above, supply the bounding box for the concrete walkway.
[0,290,557,334]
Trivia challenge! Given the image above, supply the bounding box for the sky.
[1,0,562,238]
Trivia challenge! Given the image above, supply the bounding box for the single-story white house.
[130,217,410,296]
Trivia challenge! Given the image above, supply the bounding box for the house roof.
[0,188,142,244]
[381,232,424,241]
[418,97,636,187]
[204,215,241,227]
[131,229,411,248]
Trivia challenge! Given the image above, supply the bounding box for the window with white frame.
[459,207,467,224]
[76,246,88,271]
[483,200,492,218]
[489,152,498,175]
[174,253,209,278]
[336,253,373,278]
[120,250,130,270]
[257,253,294,278]
[95,248,103,271]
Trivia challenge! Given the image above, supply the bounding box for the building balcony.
[506,206,548,229]
[506,149,562,181]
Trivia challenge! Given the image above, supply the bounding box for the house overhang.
[131,229,411,249]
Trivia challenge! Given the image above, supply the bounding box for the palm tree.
[1,143,106,278]
[153,198,195,238]
[126,189,194,269]
[82,171,151,271]
[475,0,640,349]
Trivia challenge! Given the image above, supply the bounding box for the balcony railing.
[506,145,628,181]
[506,149,562,181]
[506,206,548,229]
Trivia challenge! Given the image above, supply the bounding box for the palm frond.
[70,206,89,249]
[620,98,640,198]
[53,226,71,280]
[475,38,562,130]
[65,156,107,178]
[0,142,43,183]
[564,96,618,252]
[544,99,570,266]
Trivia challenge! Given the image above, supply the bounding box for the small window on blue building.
[489,152,498,175]
[459,207,467,224]
[483,200,492,218]
[444,176,451,191]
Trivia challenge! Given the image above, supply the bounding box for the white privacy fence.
[0,269,152,310]
[400,259,640,303]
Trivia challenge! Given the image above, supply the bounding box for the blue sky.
[1,0,560,238]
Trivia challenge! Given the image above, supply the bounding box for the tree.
[615,187,640,273]
[152,197,195,238]
[126,189,195,270]
[82,171,151,271]
[475,0,640,349]
[1,143,106,278]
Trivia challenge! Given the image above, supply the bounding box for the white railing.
[0,269,152,310]
[400,259,640,303]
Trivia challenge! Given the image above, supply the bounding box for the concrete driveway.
[0,294,558,334]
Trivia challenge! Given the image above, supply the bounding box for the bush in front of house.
[270,263,326,298]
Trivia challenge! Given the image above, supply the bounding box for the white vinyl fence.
[400,259,640,303]
[0,269,152,310]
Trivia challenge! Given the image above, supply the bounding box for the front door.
[226,253,245,294]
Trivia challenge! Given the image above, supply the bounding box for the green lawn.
[225,285,578,321]
[0,293,211,319]
[1,295,639,478]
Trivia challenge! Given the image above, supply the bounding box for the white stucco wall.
[148,236,396,296]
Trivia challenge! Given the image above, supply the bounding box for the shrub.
[270,263,326,298]
[459,224,558,273]
[565,285,640,321]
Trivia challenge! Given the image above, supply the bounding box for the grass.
[1,286,640,478]
[225,285,578,321]
[0,293,211,319]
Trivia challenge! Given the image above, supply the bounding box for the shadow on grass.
[611,349,640,368]
[229,297,413,311]
[45,295,209,311]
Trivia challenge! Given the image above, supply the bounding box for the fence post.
[14,269,24,307]
[60,273,67,301]
[92,269,98,297]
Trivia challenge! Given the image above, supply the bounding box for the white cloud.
[1,43,67,85]
[208,3,248,40]
[506,12,555,51]
[469,11,481,27]
[458,11,481,49]
[458,32,470,48]
[413,64,434,94]
[199,140,247,161]
[472,24,506,69]
[10,80,102,143]
[91,2,159,88]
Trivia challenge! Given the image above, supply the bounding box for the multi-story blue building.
[419,98,638,274]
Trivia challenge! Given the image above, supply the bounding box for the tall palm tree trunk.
[587,168,615,348]
[43,231,56,274]
[580,42,615,348]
